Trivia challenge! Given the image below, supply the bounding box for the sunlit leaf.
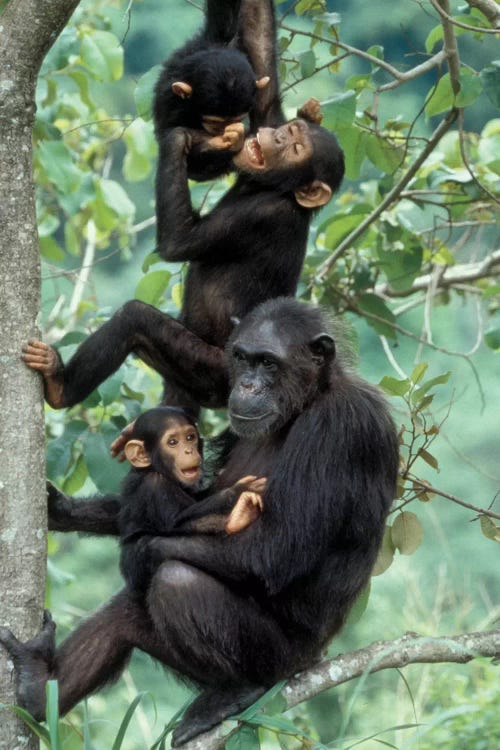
[479,515,500,543]
[135,270,171,305]
[80,30,123,82]
[391,512,423,555]
[418,448,439,471]
[379,376,411,397]
[226,725,260,750]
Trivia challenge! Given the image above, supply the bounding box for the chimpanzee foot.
[0,610,56,721]
[172,684,265,747]
[22,340,65,408]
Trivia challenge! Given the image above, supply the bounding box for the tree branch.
[314,109,459,284]
[374,249,500,298]
[181,629,500,750]
[431,0,500,33]
[464,0,500,28]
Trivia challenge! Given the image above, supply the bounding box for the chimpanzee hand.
[47,481,71,529]
[225,476,266,534]
[207,122,245,152]
[110,420,136,462]
[297,97,323,125]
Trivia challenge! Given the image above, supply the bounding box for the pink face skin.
[159,421,202,486]
[232,119,313,173]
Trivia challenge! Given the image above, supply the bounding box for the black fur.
[1,300,398,746]
[35,1,345,415]
[154,0,259,182]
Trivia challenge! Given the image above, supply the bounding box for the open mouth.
[245,136,265,167]
[181,466,200,480]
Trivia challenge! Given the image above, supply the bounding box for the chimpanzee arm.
[48,483,121,535]
[239,0,283,128]
[156,128,274,263]
[205,0,243,43]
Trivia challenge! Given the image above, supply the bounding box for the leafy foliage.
[18,0,500,746]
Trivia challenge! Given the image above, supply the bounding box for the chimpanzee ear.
[309,333,335,364]
[172,81,193,99]
[230,316,241,328]
[255,76,270,90]
[124,439,151,468]
[294,180,332,209]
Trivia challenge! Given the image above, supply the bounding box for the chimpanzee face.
[228,320,312,439]
[159,419,202,486]
[232,119,313,173]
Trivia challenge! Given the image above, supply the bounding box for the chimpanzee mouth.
[230,411,274,422]
[182,466,200,479]
[245,136,265,167]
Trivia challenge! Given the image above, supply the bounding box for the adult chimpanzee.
[22,0,345,414]
[3,299,398,747]
[117,405,265,593]
[154,0,270,182]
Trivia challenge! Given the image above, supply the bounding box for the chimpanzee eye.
[186,433,197,442]
[233,350,246,362]
[167,438,177,446]
[262,358,277,371]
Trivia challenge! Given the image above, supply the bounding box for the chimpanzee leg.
[34,300,228,409]
[145,561,294,746]
[0,590,151,720]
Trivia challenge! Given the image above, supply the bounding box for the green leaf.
[411,362,428,385]
[455,69,482,108]
[83,431,126,492]
[142,252,163,272]
[372,526,395,575]
[171,281,184,310]
[337,125,367,180]
[346,583,370,624]
[46,681,61,750]
[425,24,443,53]
[480,62,500,108]
[358,293,397,340]
[111,693,150,750]
[391,512,423,555]
[135,270,171,306]
[411,371,451,402]
[80,30,123,82]
[238,681,287,720]
[38,141,82,194]
[479,515,500,543]
[98,369,125,406]
[299,49,316,79]
[245,713,301,735]
[99,179,135,221]
[226,725,261,750]
[321,90,357,131]
[40,236,65,262]
[135,65,162,119]
[366,134,404,174]
[425,74,454,117]
[485,326,500,350]
[379,376,411,397]
[377,238,423,292]
[62,454,87,494]
[418,448,439,471]
[321,212,368,249]
[68,70,94,109]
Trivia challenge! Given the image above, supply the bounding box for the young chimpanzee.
[117,406,265,594]
[22,0,345,416]
[154,0,270,182]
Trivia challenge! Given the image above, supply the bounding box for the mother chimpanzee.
[1,300,398,747]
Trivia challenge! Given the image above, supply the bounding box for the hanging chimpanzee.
[3,299,399,747]
[22,0,345,415]
[153,0,270,182]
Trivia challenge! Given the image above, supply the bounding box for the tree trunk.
[0,2,80,746]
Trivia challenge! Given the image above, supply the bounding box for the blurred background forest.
[13,0,499,747]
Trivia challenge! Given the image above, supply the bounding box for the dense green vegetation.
[2,0,498,747]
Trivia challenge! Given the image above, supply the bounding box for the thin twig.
[430,0,500,33]
[411,478,500,520]
[314,109,459,283]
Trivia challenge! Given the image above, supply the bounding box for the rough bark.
[0,1,80,747]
